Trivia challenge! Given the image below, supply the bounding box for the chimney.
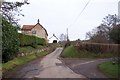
[37,19,40,23]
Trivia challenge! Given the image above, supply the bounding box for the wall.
[22,24,48,42]
[31,24,46,38]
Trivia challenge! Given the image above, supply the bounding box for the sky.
[7,0,120,41]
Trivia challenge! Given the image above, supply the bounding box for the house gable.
[31,23,47,39]
[21,23,48,36]
[21,19,48,41]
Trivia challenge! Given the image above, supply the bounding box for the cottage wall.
[22,24,48,42]
[31,24,47,39]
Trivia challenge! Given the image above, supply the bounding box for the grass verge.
[61,45,80,58]
[61,45,114,58]
[19,45,44,53]
[98,61,120,78]
[2,50,49,73]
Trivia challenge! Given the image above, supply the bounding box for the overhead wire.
[68,0,91,28]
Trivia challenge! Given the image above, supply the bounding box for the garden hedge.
[19,33,46,47]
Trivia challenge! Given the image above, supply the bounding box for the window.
[32,31,36,34]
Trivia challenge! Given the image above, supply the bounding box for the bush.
[109,24,120,44]
[64,40,71,48]
[62,46,114,58]
[2,17,19,63]
[19,33,46,47]
[77,42,119,54]
[36,38,46,45]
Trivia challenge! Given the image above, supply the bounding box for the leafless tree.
[86,14,120,43]
[1,0,29,25]
[59,33,67,42]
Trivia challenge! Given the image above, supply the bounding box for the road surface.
[62,58,110,78]
[34,48,86,78]
[3,48,86,78]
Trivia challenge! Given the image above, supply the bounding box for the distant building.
[49,34,58,43]
[21,19,48,42]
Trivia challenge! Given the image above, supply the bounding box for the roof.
[21,23,48,36]
[22,25,34,30]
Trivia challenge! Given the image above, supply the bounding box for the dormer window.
[32,31,36,34]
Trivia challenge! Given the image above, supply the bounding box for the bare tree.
[59,33,67,42]
[1,0,29,25]
[86,14,120,43]
[102,14,120,27]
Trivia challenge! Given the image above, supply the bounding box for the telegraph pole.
[67,28,69,41]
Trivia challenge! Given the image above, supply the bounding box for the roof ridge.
[21,23,48,36]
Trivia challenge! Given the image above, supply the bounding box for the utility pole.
[67,28,69,41]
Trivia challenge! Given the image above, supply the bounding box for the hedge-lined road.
[4,48,86,78]
[33,48,85,78]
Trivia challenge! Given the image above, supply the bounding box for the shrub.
[64,41,71,48]
[36,38,46,45]
[19,33,46,47]
[2,17,19,63]
[77,42,119,54]
[109,24,120,44]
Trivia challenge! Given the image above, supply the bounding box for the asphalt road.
[62,58,111,78]
[3,48,86,78]
[3,47,110,79]
[34,48,85,78]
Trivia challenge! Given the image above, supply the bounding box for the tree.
[1,0,29,24]
[109,24,120,44]
[59,33,67,42]
[2,17,19,63]
[86,14,120,43]
[102,14,120,27]
[86,29,97,40]
[1,0,29,63]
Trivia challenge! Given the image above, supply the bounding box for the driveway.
[3,48,86,78]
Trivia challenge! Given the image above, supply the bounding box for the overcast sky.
[7,0,120,41]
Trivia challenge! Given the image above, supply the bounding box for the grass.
[61,45,114,58]
[2,50,49,73]
[98,61,120,78]
[0,64,1,77]
[19,46,36,53]
[61,45,80,58]
[19,45,44,53]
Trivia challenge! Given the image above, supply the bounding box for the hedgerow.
[2,17,46,63]
[2,17,19,63]
[18,33,46,47]
[76,42,119,55]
